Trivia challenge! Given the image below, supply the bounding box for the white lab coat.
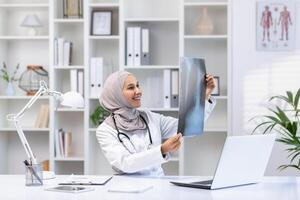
[96,98,216,177]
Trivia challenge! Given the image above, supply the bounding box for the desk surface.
[0,175,299,200]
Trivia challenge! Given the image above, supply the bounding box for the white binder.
[163,69,171,108]
[90,58,97,97]
[141,29,149,65]
[95,57,103,97]
[171,69,179,108]
[133,27,141,66]
[126,27,134,66]
[70,69,78,92]
[54,38,58,65]
[63,41,71,66]
[77,70,84,96]
[57,38,65,66]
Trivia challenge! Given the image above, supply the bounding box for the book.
[64,132,72,157]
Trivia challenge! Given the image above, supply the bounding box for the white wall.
[232,0,300,176]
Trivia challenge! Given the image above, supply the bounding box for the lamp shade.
[21,14,42,27]
[60,92,84,108]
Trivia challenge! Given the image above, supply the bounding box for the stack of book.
[63,0,83,18]
[34,104,49,128]
[54,38,73,66]
[55,128,72,158]
[70,69,84,97]
[126,27,149,66]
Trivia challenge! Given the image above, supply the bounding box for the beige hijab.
[99,70,146,131]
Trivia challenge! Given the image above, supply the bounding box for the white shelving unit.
[0,0,231,176]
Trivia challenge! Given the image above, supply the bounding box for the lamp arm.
[6,81,62,165]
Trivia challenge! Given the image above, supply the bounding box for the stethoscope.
[111,113,153,154]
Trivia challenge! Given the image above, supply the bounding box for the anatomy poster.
[257,1,295,51]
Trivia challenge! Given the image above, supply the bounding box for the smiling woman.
[95,70,216,176]
[122,75,142,108]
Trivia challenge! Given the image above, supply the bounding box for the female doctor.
[96,70,216,176]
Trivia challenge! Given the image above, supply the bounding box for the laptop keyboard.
[191,180,213,185]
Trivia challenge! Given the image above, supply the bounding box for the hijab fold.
[99,70,146,131]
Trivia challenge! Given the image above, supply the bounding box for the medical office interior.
[0,0,300,181]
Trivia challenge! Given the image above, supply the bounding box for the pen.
[24,160,43,185]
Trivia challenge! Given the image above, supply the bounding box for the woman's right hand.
[161,133,182,155]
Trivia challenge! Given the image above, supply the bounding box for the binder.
[95,57,103,97]
[133,27,141,66]
[77,70,84,96]
[54,38,58,65]
[57,38,65,66]
[141,29,150,65]
[171,69,179,108]
[70,69,78,92]
[163,69,171,108]
[90,58,97,97]
[126,27,134,66]
[63,41,71,66]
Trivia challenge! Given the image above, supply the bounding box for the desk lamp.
[7,80,84,166]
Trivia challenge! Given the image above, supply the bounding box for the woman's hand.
[161,133,182,155]
[205,74,216,100]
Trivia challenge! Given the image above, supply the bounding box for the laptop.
[170,134,276,190]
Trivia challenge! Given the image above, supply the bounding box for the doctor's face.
[122,75,142,108]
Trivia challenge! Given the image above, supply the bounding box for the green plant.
[90,105,110,126]
[0,62,20,83]
[252,89,300,171]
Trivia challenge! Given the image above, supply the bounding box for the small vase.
[197,7,214,35]
[6,81,15,96]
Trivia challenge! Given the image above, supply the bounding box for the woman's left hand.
[205,74,216,100]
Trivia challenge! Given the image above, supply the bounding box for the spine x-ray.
[177,57,206,137]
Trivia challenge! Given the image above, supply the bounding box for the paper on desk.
[108,183,153,193]
[60,175,112,185]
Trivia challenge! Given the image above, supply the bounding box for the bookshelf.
[0,0,231,176]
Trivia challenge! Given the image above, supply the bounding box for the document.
[59,175,113,185]
[177,57,207,137]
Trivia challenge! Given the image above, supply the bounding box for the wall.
[232,0,300,176]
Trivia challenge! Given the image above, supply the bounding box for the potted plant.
[252,89,300,171]
[0,62,20,96]
[90,105,110,127]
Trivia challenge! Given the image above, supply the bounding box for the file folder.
[171,69,179,108]
[126,27,134,66]
[163,69,171,108]
[141,29,150,65]
[133,27,141,66]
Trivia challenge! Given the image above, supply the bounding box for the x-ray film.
[177,57,206,137]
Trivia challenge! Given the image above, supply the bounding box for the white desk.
[0,175,299,200]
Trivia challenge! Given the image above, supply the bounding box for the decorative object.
[196,7,214,35]
[252,89,300,171]
[211,76,220,96]
[18,65,48,95]
[0,62,20,96]
[256,1,295,51]
[20,14,42,36]
[63,0,83,18]
[91,11,112,35]
[90,105,110,126]
[6,80,84,167]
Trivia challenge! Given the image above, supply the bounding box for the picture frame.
[211,76,220,96]
[91,11,112,35]
[256,0,296,51]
